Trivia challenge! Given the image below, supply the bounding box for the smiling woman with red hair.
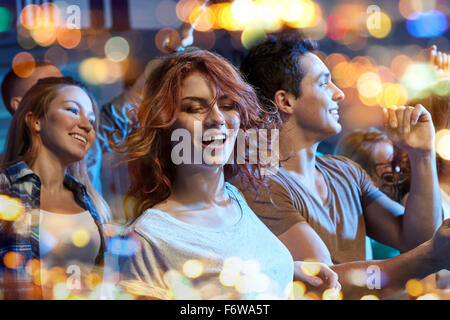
[115,50,340,300]
[113,50,272,219]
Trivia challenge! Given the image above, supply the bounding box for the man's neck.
[279,118,321,179]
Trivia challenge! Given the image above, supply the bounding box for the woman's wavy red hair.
[112,50,276,221]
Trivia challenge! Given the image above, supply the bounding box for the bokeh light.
[242,259,261,275]
[189,4,215,32]
[332,62,357,88]
[57,26,81,49]
[216,4,243,31]
[345,34,367,51]
[367,11,392,39]
[0,6,12,32]
[47,266,67,286]
[72,229,90,247]
[406,10,448,38]
[232,0,256,24]
[289,281,306,299]
[300,260,321,277]
[326,14,348,41]
[17,31,37,50]
[416,293,440,300]
[12,51,36,78]
[182,259,204,278]
[254,0,282,31]
[31,24,57,47]
[0,195,25,221]
[20,4,43,30]
[398,0,424,19]
[401,63,438,95]
[164,269,200,299]
[286,1,319,29]
[176,0,198,23]
[235,272,270,294]
[376,83,409,109]
[53,282,70,300]
[436,129,450,160]
[79,57,108,85]
[406,278,423,297]
[390,55,414,80]
[346,268,367,287]
[322,288,343,300]
[155,28,180,53]
[3,252,24,269]
[325,53,348,69]
[85,273,102,290]
[105,37,130,62]
[25,259,41,276]
[219,268,241,287]
[241,28,266,49]
[219,256,243,287]
[357,72,382,99]
[360,294,379,300]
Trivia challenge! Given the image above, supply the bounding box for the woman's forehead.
[181,72,214,96]
[181,72,234,101]
[52,85,94,113]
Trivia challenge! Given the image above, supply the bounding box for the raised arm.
[372,105,441,250]
[427,45,449,79]
[362,105,441,252]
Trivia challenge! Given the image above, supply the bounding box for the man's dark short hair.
[240,33,317,110]
[1,61,57,114]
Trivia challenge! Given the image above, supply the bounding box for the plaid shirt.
[0,161,107,299]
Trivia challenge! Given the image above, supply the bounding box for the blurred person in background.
[1,62,62,115]
[336,129,409,260]
[336,129,410,205]
[408,47,450,290]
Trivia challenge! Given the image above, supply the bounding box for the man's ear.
[9,97,22,113]
[25,112,41,133]
[273,90,295,115]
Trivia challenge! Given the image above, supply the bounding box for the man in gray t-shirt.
[238,34,450,299]
[240,155,384,265]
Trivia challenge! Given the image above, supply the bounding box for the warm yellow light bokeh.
[72,229,90,247]
[182,259,204,278]
[0,195,25,221]
[436,129,450,160]
[367,11,392,38]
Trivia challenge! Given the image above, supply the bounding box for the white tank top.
[39,210,101,299]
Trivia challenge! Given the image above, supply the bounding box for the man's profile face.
[10,65,63,113]
[290,53,345,140]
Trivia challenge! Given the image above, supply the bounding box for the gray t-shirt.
[238,155,384,264]
[119,183,294,300]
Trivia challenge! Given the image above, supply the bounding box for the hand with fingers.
[427,45,449,79]
[383,104,435,156]
[293,260,341,291]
